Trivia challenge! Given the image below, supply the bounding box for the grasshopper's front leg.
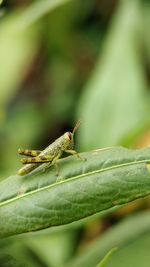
[64,150,86,161]
[51,153,62,177]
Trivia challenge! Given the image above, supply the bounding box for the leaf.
[66,210,150,267]
[0,237,41,267]
[77,0,150,150]
[0,17,39,109]
[0,146,150,238]
[96,247,118,267]
[105,232,150,267]
[0,0,71,109]
[16,0,71,29]
[25,230,76,267]
[143,2,150,65]
[0,253,26,267]
[1,100,49,177]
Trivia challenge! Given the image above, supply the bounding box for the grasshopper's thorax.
[63,131,74,150]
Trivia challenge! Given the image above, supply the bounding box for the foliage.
[1,146,150,238]
[0,0,150,266]
[96,248,118,267]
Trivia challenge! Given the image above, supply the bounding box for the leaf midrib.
[0,159,149,207]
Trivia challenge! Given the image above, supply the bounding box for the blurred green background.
[0,0,150,266]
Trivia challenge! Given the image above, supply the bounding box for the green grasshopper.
[18,121,84,176]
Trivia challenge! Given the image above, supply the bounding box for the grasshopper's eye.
[67,132,72,140]
[64,132,73,141]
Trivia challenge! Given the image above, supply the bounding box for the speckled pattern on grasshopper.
[18,121,85,176]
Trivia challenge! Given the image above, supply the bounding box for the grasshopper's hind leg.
[21,155,53,164]
[21,153,62,178]
[18,149,42,157]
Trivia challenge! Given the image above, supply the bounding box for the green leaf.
[143,2,150,65]
[0,146,150,238]
[77,0,150,150]
[0,17,39,109]
[0,0,71,109]
[25,230,76,267]
[105,232,150,267]
[96,247,118,267]
[66,210,150,267]
[0,253,26,267]
[16,0,71,29]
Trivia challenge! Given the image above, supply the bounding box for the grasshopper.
[18,121,84,176]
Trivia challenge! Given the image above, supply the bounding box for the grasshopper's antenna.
[72,120,81,135]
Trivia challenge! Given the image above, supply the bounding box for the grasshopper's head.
[63,120,81,150]
[64,132,74,149]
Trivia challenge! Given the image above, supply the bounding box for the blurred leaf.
[105,233,150,267]
[16,0,71,30]
[0,238,41,267]
[96,247,118,267]
[66,211,150,267]
[143,2,150,64]
[26,230,76,267]
[0,0,71,110]
[0,100,48,176]
[0,16,39,109]
[77,0,150,150]
[0,146,150,238]
[0,253,26,267]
